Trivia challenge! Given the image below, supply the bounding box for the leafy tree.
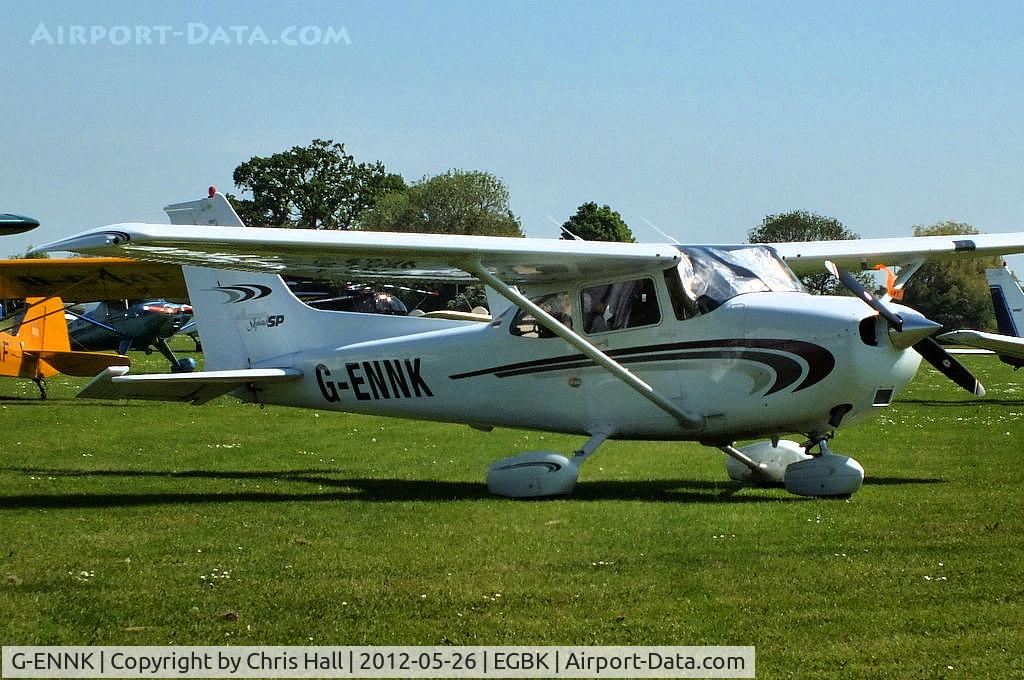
[229,139,402,229]
[359,169,523,237]
[748,210,860,295]
[560,202,635,242]
[901,221,999,331]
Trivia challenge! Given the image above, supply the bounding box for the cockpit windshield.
[674,245,803,313]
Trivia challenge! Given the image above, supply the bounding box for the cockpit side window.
[509,291,573,338]
[580,278,660,334]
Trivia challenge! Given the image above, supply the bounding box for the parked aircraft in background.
[940,264,1024,367]
[0,296,128,398]
[66,299,196,372]
[0,214,40,235]
[0,257,194,372]
[35,191,1024,499]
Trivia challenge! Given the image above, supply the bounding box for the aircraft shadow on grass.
[0,467,943,509]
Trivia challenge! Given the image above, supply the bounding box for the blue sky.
[3,1,1024,259]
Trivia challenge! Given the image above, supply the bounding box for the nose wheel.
[719,434,865,497]
[785,435,864,497]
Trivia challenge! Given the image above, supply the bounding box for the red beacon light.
[208,185,217,198]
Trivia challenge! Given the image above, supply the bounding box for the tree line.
[225,139,997,330]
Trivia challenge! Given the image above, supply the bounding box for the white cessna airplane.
[35,191,1024,499]
[940,264,1024,367]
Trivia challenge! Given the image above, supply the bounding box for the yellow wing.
[0,257,186,301]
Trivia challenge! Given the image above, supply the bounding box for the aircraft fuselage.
[238,291,920,443]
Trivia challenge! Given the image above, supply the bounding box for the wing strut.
[465,261,705,431]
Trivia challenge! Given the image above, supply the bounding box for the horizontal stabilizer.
[32,350,130,377]
[79,366,303,405]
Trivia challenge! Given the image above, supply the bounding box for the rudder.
[16,297,71,353]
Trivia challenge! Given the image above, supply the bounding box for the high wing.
[772,233,1024,275]
[34,222,1024,285]
[33,224,682,284]
[938,330,1024,365]
[0,257,187,300]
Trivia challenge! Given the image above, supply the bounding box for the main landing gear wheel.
[722,437,864,498]
[783,438,864,498]
[486,451,579,498]
[486,434,608,498]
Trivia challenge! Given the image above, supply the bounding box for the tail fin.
[16,297,71,352]
[181,266,322,369]
[4,297,128,379]
[166,191,460,371]
[163,192,315,369]
[986,266,1024,337]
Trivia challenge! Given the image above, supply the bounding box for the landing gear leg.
[719,440,808,485]
[154,338,196,373]
[572,433,609,466]
[802,433,833,456]
[33,378,46,400]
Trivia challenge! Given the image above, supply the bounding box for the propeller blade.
[825,261,985,398]
[825,260,904,331]
[913,336,986,397]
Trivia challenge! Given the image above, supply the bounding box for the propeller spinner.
[825,261,985,397]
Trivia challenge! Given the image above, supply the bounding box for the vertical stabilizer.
[165,190,299,369]
[168,190,470,372]
[181,265,320,370]
[986,266,1024,337]
[17,297,71,352]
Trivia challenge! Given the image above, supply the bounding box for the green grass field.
[1,344,1022,678]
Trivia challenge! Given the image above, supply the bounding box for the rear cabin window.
[509,291,573,338]
[580,278,660,334]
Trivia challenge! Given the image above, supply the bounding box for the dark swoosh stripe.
[450,339,834,394]
[213,284,273,303]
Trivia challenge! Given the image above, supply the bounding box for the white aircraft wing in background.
[772,233,1024,275]
[938,265,1024,367]
[938,329,1024,364]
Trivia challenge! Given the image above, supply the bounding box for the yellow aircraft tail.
[1,297,130,384]
[15,297,72,353]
